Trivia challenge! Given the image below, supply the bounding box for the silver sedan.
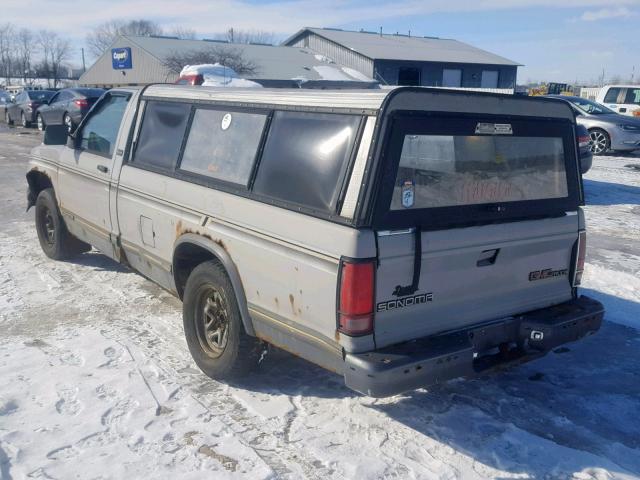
[548,95,640,155]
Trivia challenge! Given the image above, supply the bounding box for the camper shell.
[28,85,604,397]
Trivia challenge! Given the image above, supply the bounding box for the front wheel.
[21,111,30,128]
[589,128,610,155]
[5,111,12,125]
[183,261,263,380]
[35,188,91,260]
[37,114,45,131]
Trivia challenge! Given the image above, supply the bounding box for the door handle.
[97,165,109,173]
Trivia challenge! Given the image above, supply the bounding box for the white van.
[596,85,640,117]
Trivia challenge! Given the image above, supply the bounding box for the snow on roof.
[180,64,263,88]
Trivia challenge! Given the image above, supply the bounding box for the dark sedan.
[36,88,105,132]
[5,90,55,127]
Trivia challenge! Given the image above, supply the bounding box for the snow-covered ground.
[0,128,639,479]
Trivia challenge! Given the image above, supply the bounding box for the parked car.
[576,124,593,174]
[27,86,603,397]
[596,85,640,117]
[548,95,640,155]
[36,88,105,132]
[5,89,55,127]
[0,90,11,120]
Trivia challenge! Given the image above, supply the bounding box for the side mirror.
[43,125,69,145]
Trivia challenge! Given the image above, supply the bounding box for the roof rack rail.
[202,38,229,43]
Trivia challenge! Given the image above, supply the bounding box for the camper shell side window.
[126,96,367,224]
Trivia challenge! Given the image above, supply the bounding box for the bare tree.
[38,30,71,87]
[16,28,35,83]
[86,19,163,58]
[215,28,276,45]
[171,26,197,40]
[163,46,258,76]
[0,23,15,83]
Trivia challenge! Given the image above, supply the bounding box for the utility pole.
[81,48,86,73]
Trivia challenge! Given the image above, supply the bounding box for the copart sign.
[112,47,132,70]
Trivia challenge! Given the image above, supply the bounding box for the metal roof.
[119,35,369,81]
[284,28,521,66]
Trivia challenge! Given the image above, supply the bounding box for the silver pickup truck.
[27,86,604,397]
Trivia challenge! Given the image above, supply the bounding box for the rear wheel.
[37,114,45,131]
[183,261,263,380]
[35,188,91,260]
[21,111,30,128]
[589,128,610,155]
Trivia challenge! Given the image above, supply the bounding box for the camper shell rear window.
[372,113,581,230]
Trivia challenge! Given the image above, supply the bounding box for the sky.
[2,0,639,84]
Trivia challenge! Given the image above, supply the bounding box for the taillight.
[578,135,590,148]
[74,99,88,107]
[633,110,640,118]
[338,259,375,336]
[573,230,586,286]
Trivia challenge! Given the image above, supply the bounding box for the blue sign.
[111,47,132,69]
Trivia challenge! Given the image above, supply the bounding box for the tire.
[34,188,91,260]
[183,260,263,380]
[21,111,30,128]
[5,111,13,125]
[589,128,610,155]
[63,113,73,133]
[37,113,45,132]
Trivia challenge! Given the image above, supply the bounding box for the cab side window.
[79,94,129,157]
[603,88,621,103]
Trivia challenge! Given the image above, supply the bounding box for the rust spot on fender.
[175,222,228,254]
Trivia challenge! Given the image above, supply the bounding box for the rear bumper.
[344,295,604,397]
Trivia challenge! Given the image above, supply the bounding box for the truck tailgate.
[374,214,578,349]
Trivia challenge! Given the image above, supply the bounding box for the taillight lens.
[338,259,375,336]
[573,230,586,286]
[74,99,88,107]
[578,135,590,148]
[633,110,640,117]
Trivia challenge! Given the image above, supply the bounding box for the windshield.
[570,98,615,115]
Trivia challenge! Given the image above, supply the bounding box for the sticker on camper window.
[221,113,232,131]
[475,123,513,135]
[401,181,415,208]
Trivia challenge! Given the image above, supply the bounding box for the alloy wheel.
[64,114,72,133]
[42,206,56,245]
[197,287,230,357]
[37,114,44,131]
[590,130,608,154]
